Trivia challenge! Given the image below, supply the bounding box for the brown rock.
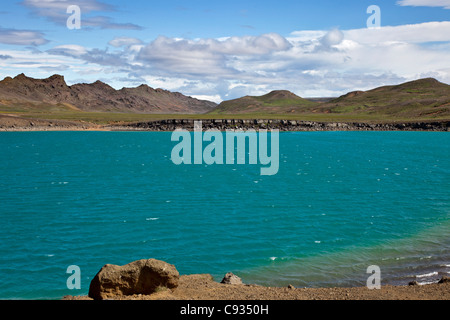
[439,276,450,284]
[221,272,243,285]
[408,281,419,286]
[88,259,179,300]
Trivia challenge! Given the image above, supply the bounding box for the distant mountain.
[209,78,450,119]
[1,75,449,119]
[209,90,316,114]
[314,78,450,118]
[0,74,217,114]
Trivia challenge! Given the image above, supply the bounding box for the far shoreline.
[0,115,449,132]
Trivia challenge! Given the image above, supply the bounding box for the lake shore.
[1,114,449,132]
[63,274,450,300]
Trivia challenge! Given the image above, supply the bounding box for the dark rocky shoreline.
[116,119,450,132]
[1,114,449,132]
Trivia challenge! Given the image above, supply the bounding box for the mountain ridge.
[209,89,316,114]
[314,77,450,118]
[1,74,449,120]
[0,74,217,114]
[210,78,450,119]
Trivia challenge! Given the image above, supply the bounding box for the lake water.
[0,131,449,299]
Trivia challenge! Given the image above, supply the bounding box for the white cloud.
[207,33,292,55]
[108,37,143,48]
[397,0,450,9]
[138,36,230,77]
[344,21,450,44]
[0,27,48,46]
[48,44,88,56]
[137,33,292,78]
[22,0,111,12]
[191,95,222,103]
[21,0,142,29]
[320,29,344,47]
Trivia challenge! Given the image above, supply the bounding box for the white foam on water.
[418,280,438,286]
[146,218,159,221]
[270,257,277,261]
[415,271,438,278]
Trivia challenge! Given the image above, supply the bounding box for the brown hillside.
[0,74,216,114]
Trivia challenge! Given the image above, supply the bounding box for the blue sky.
[1,0,450,101]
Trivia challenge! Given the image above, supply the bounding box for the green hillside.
[209,78,450,121]
[209,90,317,114]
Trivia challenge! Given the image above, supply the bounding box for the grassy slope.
[313,78,450,120]
[209,90,317,115]
[206,79,450,122]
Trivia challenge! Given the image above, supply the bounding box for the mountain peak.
[45,74,68,87]
[210,89,314,115]
[403,77,446,88]
[48,74,65,81]
[89,80,115,91]
[14,73,27,80]
[0,76,13,83]
[263,90,301,100]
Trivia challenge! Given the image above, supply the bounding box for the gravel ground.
[63,274,450,300]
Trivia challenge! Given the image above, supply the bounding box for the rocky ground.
[64,273,450,300]
[63,259,450,301]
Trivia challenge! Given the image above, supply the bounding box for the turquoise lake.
[0,131,449,299]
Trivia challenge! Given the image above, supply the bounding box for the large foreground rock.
[88,259,179,300]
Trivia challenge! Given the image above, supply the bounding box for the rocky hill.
[209,78,450,120]
[314,78,450,118]
[209,90,316,114]
[0,74,217,114]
